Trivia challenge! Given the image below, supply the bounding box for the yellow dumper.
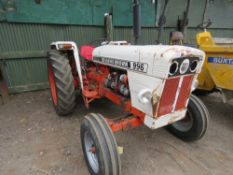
[196,31,233,102]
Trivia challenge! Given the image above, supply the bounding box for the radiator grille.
[155,75,194,117]
[156,77,180,116]
[175,76,193,110]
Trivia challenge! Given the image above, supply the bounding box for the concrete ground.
[0,90,233,175]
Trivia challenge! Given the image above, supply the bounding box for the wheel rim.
[172,110,194,132]
[48,63,58,105]
[84,131,99,173]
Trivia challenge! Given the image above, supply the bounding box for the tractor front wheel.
[167,94,210,141]
[81,113,121,175]
[48,50,76,116]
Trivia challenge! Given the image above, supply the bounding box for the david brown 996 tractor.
[47,40,209,175]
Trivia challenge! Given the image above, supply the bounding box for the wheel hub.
[172,111,194,132]
[84,132,99,173]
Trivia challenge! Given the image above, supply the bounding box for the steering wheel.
[88,38,108,47]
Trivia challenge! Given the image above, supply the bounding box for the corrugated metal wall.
[0,23,105,93]
[2,57,48,93]
[0,22,233,93]
[3,0,157,26]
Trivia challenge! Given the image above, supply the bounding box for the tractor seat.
[169,31,184,45]
[80,45,95,61]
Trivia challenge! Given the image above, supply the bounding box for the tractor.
[47,40,209,175]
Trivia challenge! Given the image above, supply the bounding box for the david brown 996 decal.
[94,57,148,73]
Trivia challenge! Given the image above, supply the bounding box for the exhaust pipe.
[133,0,141,45]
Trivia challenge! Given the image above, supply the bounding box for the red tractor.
[48,40,209,175]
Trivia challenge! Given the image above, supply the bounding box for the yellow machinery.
[196,31,233,101]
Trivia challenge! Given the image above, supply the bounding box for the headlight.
[190,60,198,72]
[179,59,190,74]
[169,61,179,76]
[138,89,152,104]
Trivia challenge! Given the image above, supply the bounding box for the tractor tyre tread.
[167,94,210,142]
[81,113,121,175]
[48,50,76,116]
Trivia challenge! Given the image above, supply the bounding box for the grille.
[156,77,180,116]
[155,75,194,117]
[175,76,193,110]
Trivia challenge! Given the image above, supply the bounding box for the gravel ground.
[0,90,233,175]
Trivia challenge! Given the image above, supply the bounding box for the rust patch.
[160,47,199,58]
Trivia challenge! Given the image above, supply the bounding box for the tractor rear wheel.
[167,94,210,141]
[81,113,121,175]
[48,50,76,116]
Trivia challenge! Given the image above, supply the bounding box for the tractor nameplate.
[94,57,148,73]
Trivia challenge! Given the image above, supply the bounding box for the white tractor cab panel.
[93,44,205,129]
[93,45,205,78]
